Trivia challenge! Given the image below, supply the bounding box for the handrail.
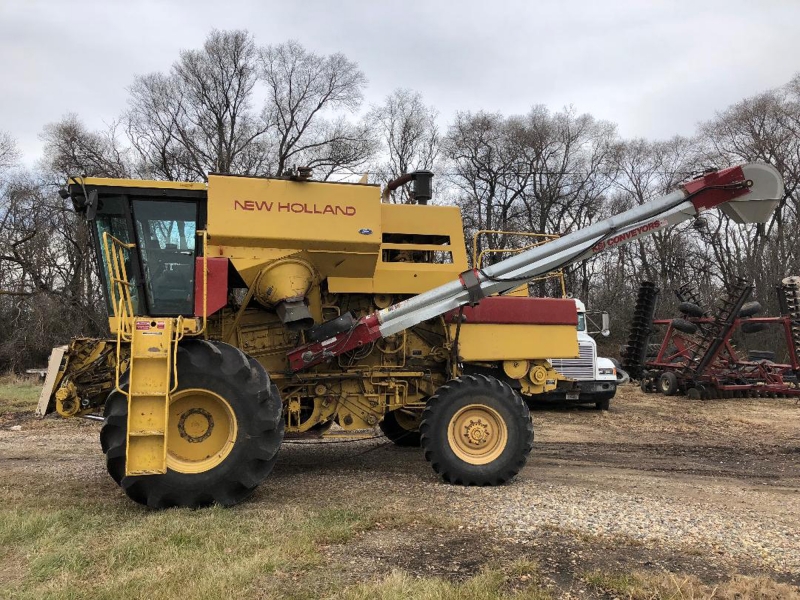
[102,232,136,337]
[471,229,566,297]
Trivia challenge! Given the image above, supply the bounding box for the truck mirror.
[601,312,610,337]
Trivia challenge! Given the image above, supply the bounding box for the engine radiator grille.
[551,343,595,380]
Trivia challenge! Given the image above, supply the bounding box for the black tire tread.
[678,302,704,318]
[100,340,283,509]
[379,410,422,447]
[741,321,768,334]
[420,374,533,486]
[659,371,679,396]
[672,318,698,335]
[739,301,762,318]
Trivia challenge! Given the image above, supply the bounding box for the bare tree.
[127,30,269,181]
[368,89,439,201]
[444,110,515,262]
[698,80,800,305]
[125,33,374,181]
[259,40,372,177]
[0,131,19,171]
[40,114,131,181]
[444,106,617,298]
[0,138,106,370]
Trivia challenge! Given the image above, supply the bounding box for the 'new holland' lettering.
[234,200,356,216]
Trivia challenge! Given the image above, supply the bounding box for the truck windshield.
[132,200,198,316]
[577,313,586,331]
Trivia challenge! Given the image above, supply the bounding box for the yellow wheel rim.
[447,404,508,465]
[166,389,238,474]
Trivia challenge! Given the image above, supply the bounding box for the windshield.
[132,200,198,316]
[577,313,586,332]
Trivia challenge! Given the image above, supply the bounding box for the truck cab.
[545,299,618,410]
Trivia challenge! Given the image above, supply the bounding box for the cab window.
[132,200,198,316]
[94,196,143,315]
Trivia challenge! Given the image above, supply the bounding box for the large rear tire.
[420,374,533,485]
[379,409,422,447]
[100,340,283,508]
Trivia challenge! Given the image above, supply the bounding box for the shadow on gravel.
[324,521,800,596]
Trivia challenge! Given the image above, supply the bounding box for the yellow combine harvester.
[38,165,784,508]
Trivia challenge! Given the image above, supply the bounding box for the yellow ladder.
[125,318,178,476]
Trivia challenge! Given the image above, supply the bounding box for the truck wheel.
[595,398,611,410]
[659,371,679,396]
[100,340,283,509]
[379,409,422,447]
[420,374,533,485]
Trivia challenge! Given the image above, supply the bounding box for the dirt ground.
[1,382,799,598]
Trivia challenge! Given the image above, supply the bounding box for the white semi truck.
[544,299,620,410]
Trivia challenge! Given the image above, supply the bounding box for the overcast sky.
[2,0,799,166]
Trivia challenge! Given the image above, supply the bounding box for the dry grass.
[336,560,551,600]
[583,570,800,599]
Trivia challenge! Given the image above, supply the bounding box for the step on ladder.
[125,318,179,476]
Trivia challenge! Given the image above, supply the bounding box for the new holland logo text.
[592,220,665,253]
[234,200,356,216]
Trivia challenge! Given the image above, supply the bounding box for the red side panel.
[194,257,229,317]
[444,296,577,326]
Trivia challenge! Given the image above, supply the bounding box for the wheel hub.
[447,404,509,465]
[464,419,491,446]
[177,407,215,443]
[167,389,238,474]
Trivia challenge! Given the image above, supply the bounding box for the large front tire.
[100,340,283,508]
[420,374,533,485]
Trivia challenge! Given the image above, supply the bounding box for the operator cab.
[67,179,207,318]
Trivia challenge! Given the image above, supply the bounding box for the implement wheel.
[379,409,422,447]
[420,374,533,485]
[100,340,284,508]
[659,371,679,396]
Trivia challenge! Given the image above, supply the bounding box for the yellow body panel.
[70,176,206,191]
[328,203,468,294]
[449,323,578,361]
[214,247,379,283]
[207,175,382,251]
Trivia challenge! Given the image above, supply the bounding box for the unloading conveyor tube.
[287,163,784,372]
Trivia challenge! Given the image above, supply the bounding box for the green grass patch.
[0,374,41,416]
[0,497,376,600]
